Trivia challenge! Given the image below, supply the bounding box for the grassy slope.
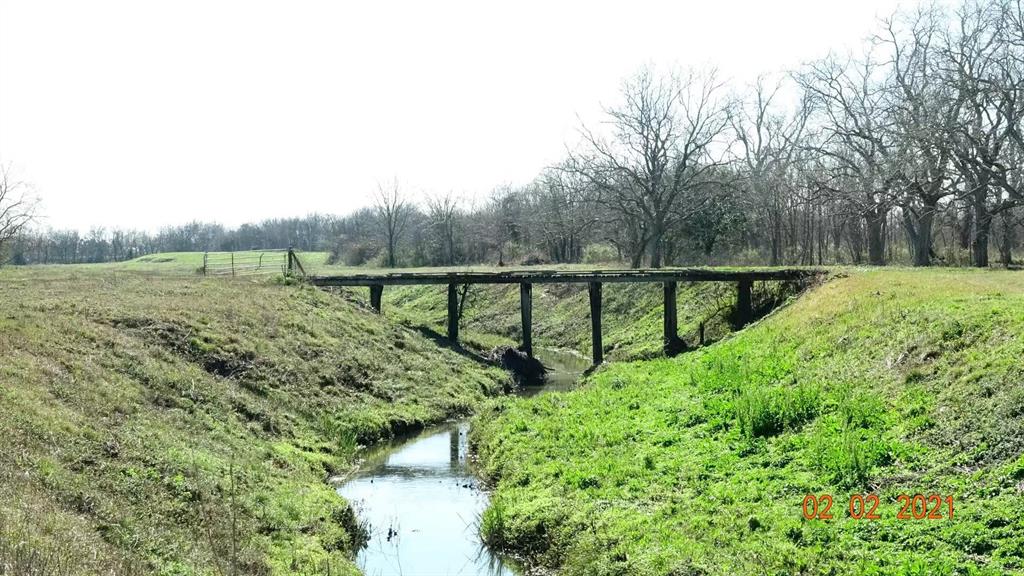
[473,269,1024,575]
[380,281,744,361]
[82,251,332,274]
[0,267,507,575]
[77,254,797,362]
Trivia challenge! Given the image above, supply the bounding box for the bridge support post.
[737,280,752,326]
[589,281,603,365]
[520,282,533,357]
[369,284,383,313]
[663,281,678,354]
[447,283,459,342]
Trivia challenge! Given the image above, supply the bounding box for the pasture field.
[85,251,331,275]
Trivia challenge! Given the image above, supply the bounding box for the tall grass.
[479,496,508,549]
[735,383,821,438]
[0,505,139,575]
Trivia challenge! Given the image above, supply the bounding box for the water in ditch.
[335,348,589,576]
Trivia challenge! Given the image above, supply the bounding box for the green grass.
[53,251,332,275]
[85,252,611,276]
[472,269,1024,575]
[0,265,508,574]
[375,280,787,361]
[30,254,808,363]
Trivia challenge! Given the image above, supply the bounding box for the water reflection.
[337,421,518,576]
[336,348,585,575]
[518,347,590,397]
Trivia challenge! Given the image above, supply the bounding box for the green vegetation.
[10,256,1021,575]
[70,251,332,275]
[380,280,787,361]
[0,266,507,574]
[473,269,1024,575]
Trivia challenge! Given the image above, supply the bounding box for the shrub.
[327,239,379,266]
[582,243,620,264]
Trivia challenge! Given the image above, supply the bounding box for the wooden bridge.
[308,268,823,365]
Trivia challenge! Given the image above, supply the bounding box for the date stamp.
[802,493,954,520]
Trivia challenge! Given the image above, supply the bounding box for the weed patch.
[735,382,821,438]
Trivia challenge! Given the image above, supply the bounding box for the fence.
[201,249,306,277]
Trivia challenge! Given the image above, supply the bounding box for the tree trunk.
[847,218,864,264]
[959,203,974,252]
[865,207,886,266]
[999,209,1015,267]
[648,221,664,269]
[970,212,987,268]
[909,198,939,267]
[629,247,644,268]
[768,213,781,266]
[446,227,455,266]
[971,188,991,268]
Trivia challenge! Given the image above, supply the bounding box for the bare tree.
[798,53,896,265]
[425,191,461,266]
[942,0,1024,266]
[373,179,410,268]
[881,6,964,266]
[529,164,598,263]
[572,66,731,267]
[0,166,38,264]
[731,76,810,265]
[481,185,525,266]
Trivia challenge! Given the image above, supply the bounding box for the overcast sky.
[0,0,915,232]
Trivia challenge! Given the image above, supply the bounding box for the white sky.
[0,0,913,232]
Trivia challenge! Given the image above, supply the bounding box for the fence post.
[231,253,235,277]
[287,247,294,276]
[203,252,208,276]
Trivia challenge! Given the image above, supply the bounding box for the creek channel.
[335,347,590,576]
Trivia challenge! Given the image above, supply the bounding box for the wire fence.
[202,249,305,277]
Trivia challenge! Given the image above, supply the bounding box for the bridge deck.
[308,267,823,287]
[307,267,826,365]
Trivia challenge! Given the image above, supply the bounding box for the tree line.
[4,0,1023,269]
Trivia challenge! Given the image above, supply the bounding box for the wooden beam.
[520,282,533,357]
[369,284,383,313]
[309,268,824,287]
[447,283,459,342]
[663,281,678,353]
[737,280,752,326]
[589,281,603,365]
